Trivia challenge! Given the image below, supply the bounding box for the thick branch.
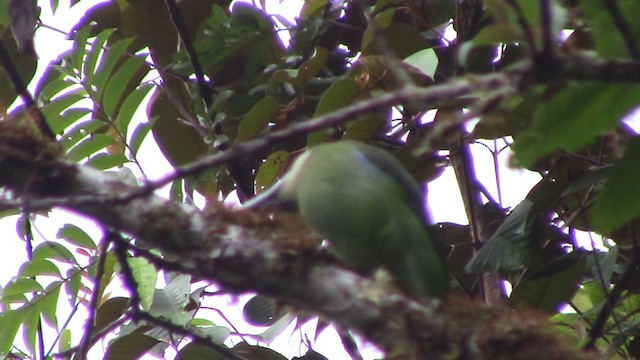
[536,54,640,82]
[0,109,597,360]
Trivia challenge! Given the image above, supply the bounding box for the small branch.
[20,212,46,360]
[451,136,504,304]
[163,0,213,109]
[337,329,364,360]
[45,301,80,357]
[132,311,246,360]
[601,0,640,60]
[536,54,640,82]
[76,236,110,360]
[111,231,142,310]
[162,0,258,201]
[492,140,503,205]
[50,315,131,359]
[540,0,555,58]
[585,248,640,349]
[504,0,537,55]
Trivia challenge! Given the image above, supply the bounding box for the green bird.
[244,141,448,298]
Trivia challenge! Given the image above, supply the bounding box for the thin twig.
[76,236,110,360]
[50,315,131,359]
[111,231,142,310]
[20,212,46,360]
[0,42,55,139]
[163,0,213,109]
[601,0,640,60]
[504,0,537,55]
[540,0,555,58]
[132,311,246,360]
[585,248,640,349]
[45,301,80,357]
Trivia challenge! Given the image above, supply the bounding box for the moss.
[203,203,322,254]
[0,118,77,196]
[441,297,599,360]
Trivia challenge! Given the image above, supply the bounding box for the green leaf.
[255,151,289,194]
[92,37,136,99]
[57,224,97,250]
[104,333,159,360]
[41,282,61,327]
[237,96,280,141]
[117,83,154,134]
[0,33,36,113]
[2,278,43,298]
[309,78,361,146]
[129,121,153,156]
[83,29,116,85]
[569,287,595,315]
[232,342,288,360]
[37,78,76,104]
[513,83,640,167]
[95,297,129,333]
[349,55,432,90]
[34,54,71,99]
[588,247,618,288]
[68,134,116,161]
[362,22,430,58]
[466,200,537,273]
[510,251,586,312]
[170,179,184,202]
[59,328,72,354]
[313,78,361,117]
[149,275,190,323]
[343,110,387,142]
[272,46,329,87]
[33,242,77,265]
[561,165,611,197]
[253,313,295,343]
[243,295,279,326]
[71,25,92,74]
[64,268,81,305]
[50,107,92,135]
[103,55,148,118]
[592,138,640,231]
[86,152,129,170]
[403,48,439,78]
[60,119,105,150]
[579,1,640,58]
[191,318,214,327]
[0,309,26,354]
[93,251,117,302]
[149,87,208,167]
[0,0,10,25]
[19,259,62,278]
[177,342,225,360]
[42,89,87,127]
[127,257,157,311]
[200,324,231,344]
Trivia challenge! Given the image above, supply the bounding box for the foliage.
[1,0,640,358]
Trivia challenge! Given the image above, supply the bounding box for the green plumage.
[246,141,448,298]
